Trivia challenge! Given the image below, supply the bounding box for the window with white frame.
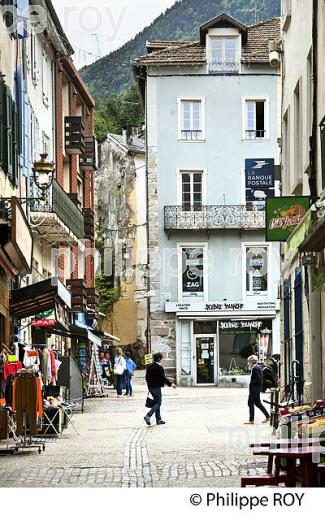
[180,170,203,211]
[179,245,207,301]
[209,37,239,73]
[245,245,268,295]
[178,99,205,141]
[243,98,268,140]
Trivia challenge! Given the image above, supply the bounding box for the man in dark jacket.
[245,355,270,425]
[144,352,176,426]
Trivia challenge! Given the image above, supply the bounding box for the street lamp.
[0,153,55,219]
[32,153,55,198]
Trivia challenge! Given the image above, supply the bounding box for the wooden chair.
[241,456,288,487]
[318,463,325,486]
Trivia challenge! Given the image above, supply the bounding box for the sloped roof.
[135,17,281,67]
[199,12,248,44]
[108,133,145,154]
[242,18,281,63]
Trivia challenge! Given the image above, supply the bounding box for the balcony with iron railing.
[30,179,85,245]
[208,52,240,73]
[164,205,265,231]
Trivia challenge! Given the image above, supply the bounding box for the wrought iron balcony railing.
[208,52,240,73]
[30,179,85,239]
[164,205,265,231]
[180,129,203,141]
[245,129,266,140]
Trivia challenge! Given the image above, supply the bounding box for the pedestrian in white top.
[114,348,126,397]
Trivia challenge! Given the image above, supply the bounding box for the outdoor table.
[253,446,325,487]
[250,438,325,448]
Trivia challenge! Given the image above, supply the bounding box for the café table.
[253,445,325,487]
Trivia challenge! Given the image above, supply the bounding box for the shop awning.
[11,277,72,319]
[103,331,120,342]
[69,325,102,346]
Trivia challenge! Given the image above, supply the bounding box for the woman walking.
[114,348,126,398]
[124,351,137,396]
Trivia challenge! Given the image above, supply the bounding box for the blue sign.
[245,159,275,203]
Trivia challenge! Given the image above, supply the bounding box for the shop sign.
[4,197,33,276]
[245,159,275,204]
[266,196,311,241]
[31,302,69,330]
[182,247,204,297]
[165,301,279,313]
[32,309,56,327]
[219,320,272,333]
[55,301,69,330]
[144,354,153,365]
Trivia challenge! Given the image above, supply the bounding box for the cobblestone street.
[0,373,273,487]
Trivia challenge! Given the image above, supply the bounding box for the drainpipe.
[310,0,318,199]
[145,80,151,354]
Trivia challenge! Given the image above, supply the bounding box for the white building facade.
[134,13,282,386]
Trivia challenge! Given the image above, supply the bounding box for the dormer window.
[209,37,239,73]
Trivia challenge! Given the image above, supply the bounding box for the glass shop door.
[194,334,217,385]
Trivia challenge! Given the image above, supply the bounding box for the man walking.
[144,352,176,426]
[245,355,270,425]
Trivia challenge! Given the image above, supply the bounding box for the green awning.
[285,210,312,258]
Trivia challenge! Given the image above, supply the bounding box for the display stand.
[87,343,104,397]
[15,412,46,454]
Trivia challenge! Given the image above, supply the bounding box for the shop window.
[179,245,207,301]
[180,321,191,376]
[245,245,268,295]
[218,320,272,376]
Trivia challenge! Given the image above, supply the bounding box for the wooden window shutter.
[0,79,6,170]
[12,98,18,186]
[5,85,13,178]
[23,92,30,172]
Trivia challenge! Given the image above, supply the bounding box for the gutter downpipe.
[310,0,318,200]
[144,71,151,354]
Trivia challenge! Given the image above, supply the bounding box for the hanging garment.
[48,349,57,385]
[40,349,50,386]
[0,409,8,440]
[23,348,40,369]
[12,375,43,436]
[5,375,14,407]
[3,361,23,382]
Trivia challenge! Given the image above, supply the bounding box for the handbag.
[145,392,155,408]
[113,358,125,376]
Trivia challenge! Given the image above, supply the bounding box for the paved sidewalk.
[0,372,273,487]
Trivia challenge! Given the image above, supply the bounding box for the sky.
[52,0,177,68]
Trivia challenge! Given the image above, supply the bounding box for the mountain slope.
[80,0,280,98]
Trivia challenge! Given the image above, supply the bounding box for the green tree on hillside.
[94,82,143,142]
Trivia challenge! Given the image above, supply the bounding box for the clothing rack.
[12,372,45,454]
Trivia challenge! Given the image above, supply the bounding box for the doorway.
[194,334,217,385]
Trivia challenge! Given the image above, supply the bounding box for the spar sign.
[266,196,311,241]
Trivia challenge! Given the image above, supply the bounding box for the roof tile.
[135,17,281,66]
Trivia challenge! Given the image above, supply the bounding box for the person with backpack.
[113,348,126,398]
[244,355,270,425]
[124,351,137,396]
